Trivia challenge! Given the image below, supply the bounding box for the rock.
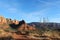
[0,16,7,24]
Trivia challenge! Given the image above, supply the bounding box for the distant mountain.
[28,22,60,30]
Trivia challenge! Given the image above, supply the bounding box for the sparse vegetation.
[0,16,60,40]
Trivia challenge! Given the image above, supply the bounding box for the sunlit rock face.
[0,16,10,29]
[12,20,19,25]
[0,16,7,24]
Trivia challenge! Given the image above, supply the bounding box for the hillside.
[0,16,60,40]
[28,22,60,30]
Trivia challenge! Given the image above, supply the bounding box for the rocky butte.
[0,16,38,40]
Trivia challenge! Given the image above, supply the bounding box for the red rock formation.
[18,22,28,31]
[0,16,37,39]
[18,23,36,31]
[0,16,7,24]
[12,20,19,25]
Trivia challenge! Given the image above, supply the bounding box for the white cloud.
[17,8,49,22]
[39,0,60,7]
[0,1,22,14]
[7,8,18,13]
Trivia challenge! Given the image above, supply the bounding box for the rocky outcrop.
[12,20,19,25]
[9,20,36,31]
[17,21,36,31]
[0,16,37,39]
[0,16,7,24]
[0,16,36,31]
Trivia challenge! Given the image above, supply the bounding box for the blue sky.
[0,0,60,23]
